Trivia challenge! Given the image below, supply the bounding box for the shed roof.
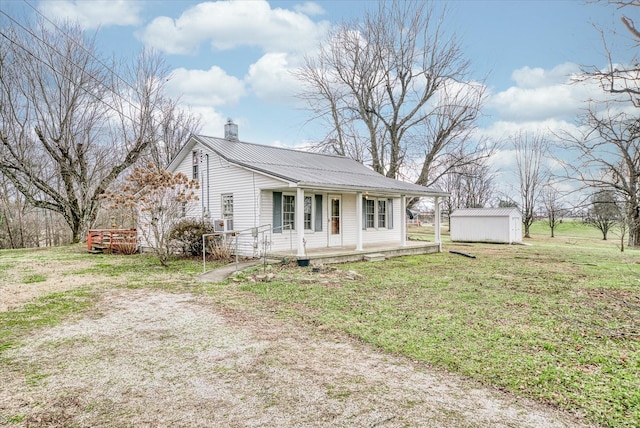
[450,208,521,218]
[181,135,448,197]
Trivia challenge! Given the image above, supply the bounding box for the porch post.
[400,195,407,247]
[296,187,305,257]
[356,192,363,251]
[434,196,442,252]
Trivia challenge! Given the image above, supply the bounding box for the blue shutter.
[388,198,394,229]
[273,192,282,233]
[315,194,323,232]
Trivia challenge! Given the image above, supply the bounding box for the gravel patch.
[0,288,591,427]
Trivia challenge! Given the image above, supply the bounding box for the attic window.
[192,151,199,181]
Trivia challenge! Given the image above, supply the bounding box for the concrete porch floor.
[267,240,441,264]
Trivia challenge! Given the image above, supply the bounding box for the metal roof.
[193,135,448,197]
[450,208,521,218]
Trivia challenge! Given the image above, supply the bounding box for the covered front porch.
[268,240,440,265]
[280,187,445,259]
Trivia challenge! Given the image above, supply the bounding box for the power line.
[0,29,137,126]
[0,7,150,128]
[21,0,140,96]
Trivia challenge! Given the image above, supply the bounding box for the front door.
[329,196,342,247]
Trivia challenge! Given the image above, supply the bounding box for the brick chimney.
[224,119,238,141]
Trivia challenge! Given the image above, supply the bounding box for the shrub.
[169,219,216,256]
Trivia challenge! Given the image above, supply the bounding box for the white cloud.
[137,0,330,55]
[190,106,228,136]
[511,63,580,89]
[246,53,303,103]
[480,118,579,142]
[38,0,142,29]
[487,62,605,122]
[167,66,246,107]
[293,2,326,16]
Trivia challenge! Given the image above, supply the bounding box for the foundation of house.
[268,240,440,265]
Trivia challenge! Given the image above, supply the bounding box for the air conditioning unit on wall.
[214,219,232,232]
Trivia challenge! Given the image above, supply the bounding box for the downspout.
[206,154,210,217]
[200,151,205,217]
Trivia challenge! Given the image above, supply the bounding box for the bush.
[169,219,216,256]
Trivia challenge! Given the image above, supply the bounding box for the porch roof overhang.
[291,181,449,198]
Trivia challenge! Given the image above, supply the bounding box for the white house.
[450,208,522,244]
[167,121,449,258]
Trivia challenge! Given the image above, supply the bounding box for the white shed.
[450,208,522,244]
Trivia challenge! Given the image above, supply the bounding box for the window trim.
[363,197,394,230]
[222,193,233,230]
[304,195,313,231]
[274,192,322,233]
[365,199,375,229]
[378,199,386,228]
[192,151,199,181]
[282,194,296,231]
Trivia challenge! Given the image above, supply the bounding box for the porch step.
[364,253,386,262]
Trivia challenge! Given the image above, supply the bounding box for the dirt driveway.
[0,286,590,427]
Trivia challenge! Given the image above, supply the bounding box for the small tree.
[585,189,620,240]
[102,164,199,266]
[511,131,550,238]
[542,184,563,238]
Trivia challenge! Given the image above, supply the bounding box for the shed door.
[512,217,521,242]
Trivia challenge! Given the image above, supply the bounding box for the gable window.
[192,151,199,181]
[222,194,233,230]
[365,199,375,228]
[283,194,295,230]
[378,199,386,228]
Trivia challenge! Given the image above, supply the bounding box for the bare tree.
[585,189,621,240]
[571,1,640,246]
[560,108,640,246]
[295,0,490,188]
[512,131,550,238]
[441,157,496,225]
[582,1,640,106]
[0,18,199,243]
[541,183,563,238]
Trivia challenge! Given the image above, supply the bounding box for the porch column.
[400,195,407,247]
[296,187,305,257]
[434,196,442,252]
[356,192,363,251]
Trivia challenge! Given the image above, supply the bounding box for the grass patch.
[0,289,96,353]
[232,229,640,427]
[23,273,46,284]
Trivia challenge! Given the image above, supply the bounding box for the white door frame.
[328,195,342,247]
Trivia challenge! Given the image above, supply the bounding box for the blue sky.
[3,0,633,199]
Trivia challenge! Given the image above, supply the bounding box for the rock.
[346,270,363,280]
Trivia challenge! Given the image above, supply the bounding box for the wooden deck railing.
[87,229,138,254]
